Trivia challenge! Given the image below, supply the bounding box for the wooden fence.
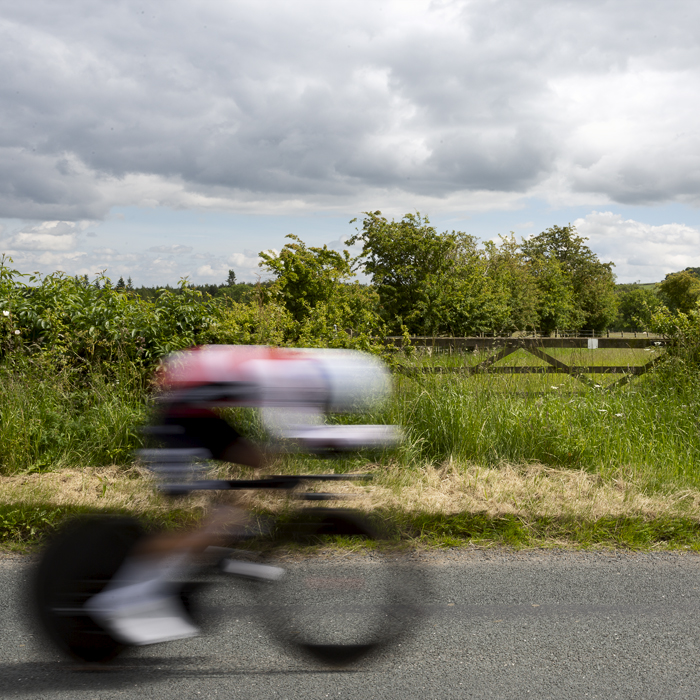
[390,336,669,389]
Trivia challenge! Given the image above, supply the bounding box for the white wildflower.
[598,409,607,412]
[550,386,559,390]
[14,330,20,335]
[614,413,623,417]
[594,384,602,388]
[2,310,9,316]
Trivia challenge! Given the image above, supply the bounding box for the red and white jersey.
[158,345,391,411]
[157,345,398,451]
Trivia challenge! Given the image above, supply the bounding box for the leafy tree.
[529,256,578,333]
[348,211,502,334]
[347,212,453,331]
[658,270,700,315]
[225,269,237,287]
[115,276,126,290]
[521,225,617,331]
[615,285,662,331]
[412,250,510,336]
[259,234,353,323]
[484,235,540,333]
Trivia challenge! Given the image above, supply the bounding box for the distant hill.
[616,268,699,290]
[615,281,657,291]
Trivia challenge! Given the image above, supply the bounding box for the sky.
[1,0,700,285]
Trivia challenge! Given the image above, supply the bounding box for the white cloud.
[147,244,193,254]
[194,251,265,283]
[0,0,698,221]
[1,220,93,251]
[8,232,76,251]
[195,263,229,279]
[35,250,88,266]
[574,211,700,282]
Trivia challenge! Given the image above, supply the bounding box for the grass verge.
[386,511,700,550]
[5,462,700,553]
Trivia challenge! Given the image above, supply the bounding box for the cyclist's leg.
[85,408,265,646]
[84,500,255,645]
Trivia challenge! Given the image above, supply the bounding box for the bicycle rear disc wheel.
[33,515,145,663]
[256,509,416,666]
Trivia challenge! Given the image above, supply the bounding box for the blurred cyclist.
[85,345,396,646]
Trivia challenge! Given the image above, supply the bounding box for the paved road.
[3,550,700,699]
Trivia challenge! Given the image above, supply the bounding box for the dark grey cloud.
[0,149,109,219]
[1,0,700,220]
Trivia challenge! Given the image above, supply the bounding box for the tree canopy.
[658,270,700,315]
[521,225,617,331]
[259,234,354,323]
[348,214,618,335]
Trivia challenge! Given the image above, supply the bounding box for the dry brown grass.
[0,466,172,512]
[0,463,318,518]
[3,461,696,525]
[316,461,700,522]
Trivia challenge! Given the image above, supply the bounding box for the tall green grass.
[379,362,700,491]
[0,356,148,474]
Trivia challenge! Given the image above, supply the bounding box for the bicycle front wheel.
[254,509,420,666]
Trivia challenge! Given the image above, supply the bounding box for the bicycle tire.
[33,515,145,663]
[253,508,419,666]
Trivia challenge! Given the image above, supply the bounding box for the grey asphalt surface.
[3,549,700,699]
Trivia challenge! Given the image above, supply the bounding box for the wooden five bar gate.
[390,337,669,389]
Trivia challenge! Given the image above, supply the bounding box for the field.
[2,342,700,551]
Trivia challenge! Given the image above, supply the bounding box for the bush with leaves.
[0,259,217,368]
[259,235,354,323]
[292,283,386,351]
[258,234,385,346]
[650,301,700,369]
[202,295,293,347]
[614,285,662,331]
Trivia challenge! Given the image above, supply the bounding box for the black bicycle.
[33,472,423,666]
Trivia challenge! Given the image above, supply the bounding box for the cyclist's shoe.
[85,588,200,646]
[84,553,200,646]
